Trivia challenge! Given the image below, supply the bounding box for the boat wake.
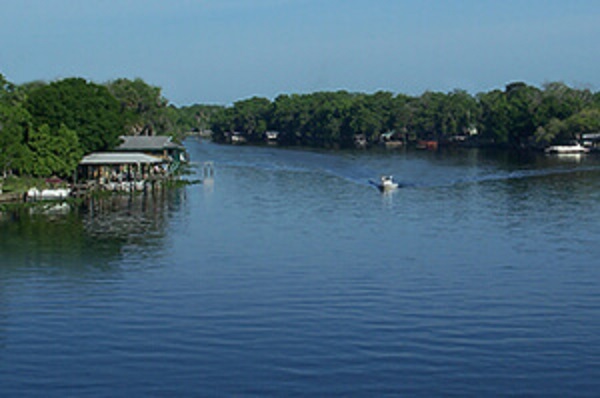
[220,158,600,191]
[196,142,600,191]
[214,147,383,187]
[423,165,600,189]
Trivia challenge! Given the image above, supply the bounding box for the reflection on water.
[0,187,188,275]
[202,176,215,194]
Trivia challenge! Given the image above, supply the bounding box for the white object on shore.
[27,187,71,201]
[545,143,589,154]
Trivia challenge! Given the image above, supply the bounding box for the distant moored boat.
[545,143,590,154]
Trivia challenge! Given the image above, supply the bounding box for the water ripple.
[1,142,599,396]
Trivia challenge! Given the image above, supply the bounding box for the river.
[1,139,599,397]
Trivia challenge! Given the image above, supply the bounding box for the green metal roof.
[116,136,184,151]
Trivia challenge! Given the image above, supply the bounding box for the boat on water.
[26,187,71,201]
[545,143,590,154]
[376,176,399,192]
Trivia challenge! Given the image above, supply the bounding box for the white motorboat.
[545,143,590,154]
[377,176,399,192]
[27,187,71,201]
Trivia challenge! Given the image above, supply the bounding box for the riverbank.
[210,136,600,157]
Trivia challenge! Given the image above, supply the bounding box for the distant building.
[380,131,403,148]
[265,131,280,141]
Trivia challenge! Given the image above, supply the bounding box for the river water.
[1,139,599,397]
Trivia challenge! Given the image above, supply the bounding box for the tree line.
[2,73,600,179]
[209,82,600,149]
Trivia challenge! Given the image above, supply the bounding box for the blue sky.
[1,0,599,105]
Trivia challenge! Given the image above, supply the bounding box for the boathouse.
[77,152,167,192]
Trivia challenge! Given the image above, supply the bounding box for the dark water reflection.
[0,188,187,276]
[1,140,599,396]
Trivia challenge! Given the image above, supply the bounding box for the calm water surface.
[1,140,599,397]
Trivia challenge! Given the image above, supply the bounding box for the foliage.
[105,78,172,136]
[25,78,127,153]
[0,175,45,193]
[534,118,567,147]
[26,124,83,178]
[565,108,600,137]
[172,104,223,133]
[208,82,600,149]
[0,102,31,177]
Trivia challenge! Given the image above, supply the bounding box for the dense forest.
[1,72,600,179]
[210,82,600,149]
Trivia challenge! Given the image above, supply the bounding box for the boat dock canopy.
[80,152,164,165]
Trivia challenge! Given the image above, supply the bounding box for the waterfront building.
[77,152,167,192]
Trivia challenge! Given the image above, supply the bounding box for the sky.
[1,0,599,106]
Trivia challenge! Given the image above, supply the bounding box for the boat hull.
[378,183,398,192]
[545,144,589,154]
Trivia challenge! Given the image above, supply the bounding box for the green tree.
[209,107,236,141]
[25,78,127,153]
[169,104,223,135]
[534,118,567,147]
[348,97,384,143]
[271,94,313,145]
[231,97,272,142]
[565,108,600,139]
[390,94,414,139]
[477,90,511,145]
[0,74,12,98]
[412,91,447,140]
[503,82,541,147]
[0,103,32,177]
[105,78,172,136]
[27,124,83,177]
[533,82,591,131]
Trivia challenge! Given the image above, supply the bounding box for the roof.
[381,131,397,139]
[116,135,184,151]
[80,152,165,165]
